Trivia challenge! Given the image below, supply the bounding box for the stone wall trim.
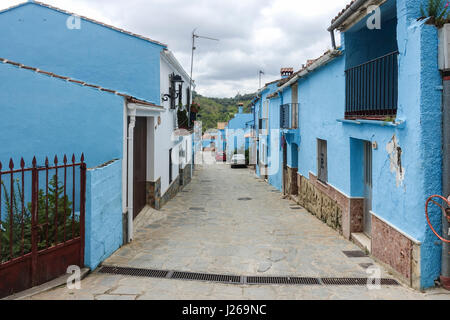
[370,210,421,245]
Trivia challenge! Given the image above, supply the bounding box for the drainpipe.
[327,0,369,48]
[330,31,337,50]
[442,76,450,289]
[127,105,137,243]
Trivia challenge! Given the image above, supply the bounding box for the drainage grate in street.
[99,266,168,278]
[247,276,320,285]
[238,197,252,201]
[98,266,400,287]
[342,250,368,258]
[322,277,399,286]
[189,207,205,211]
[172,271,241,284]
[290,207,302,210]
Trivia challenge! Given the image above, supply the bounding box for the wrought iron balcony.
[345,51,398,120]
[280,103,299,129]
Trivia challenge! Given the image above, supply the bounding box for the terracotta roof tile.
[331,0,356,25]
[277,50,334,87]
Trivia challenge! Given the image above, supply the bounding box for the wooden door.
[363,141,373,236]
[133,117,147,219]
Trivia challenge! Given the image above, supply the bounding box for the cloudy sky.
[1,0,348,97]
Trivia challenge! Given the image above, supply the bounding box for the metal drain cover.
[189,207,205,211]
[247,276,320,285]
[238,197,252,201]
[99,266,168,278]
[290,207,302,210]
[342,250,368,258]
[172,271,241,284]
[98,266,400,287]
[322,277,399,286]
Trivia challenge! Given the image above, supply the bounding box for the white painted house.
[124,50,195,242]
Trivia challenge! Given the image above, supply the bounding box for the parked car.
[231,154,246,168]
[215,151,226,162]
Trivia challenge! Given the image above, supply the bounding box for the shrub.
[0,175,78,263]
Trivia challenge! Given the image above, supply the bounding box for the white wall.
[148,53,192,195]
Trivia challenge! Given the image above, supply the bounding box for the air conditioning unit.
[439,24,450,71]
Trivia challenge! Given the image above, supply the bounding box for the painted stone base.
[160,176,181,208]
[286,166,298,196]
[146,178,161,210]
[179,163,192,187]
[297,173,364,238]
[371,214,421,289]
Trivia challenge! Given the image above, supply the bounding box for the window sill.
[336,118,405,129]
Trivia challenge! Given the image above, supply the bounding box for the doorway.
[133,117,147,219]
[363,141,373,236]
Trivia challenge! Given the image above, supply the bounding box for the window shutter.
[186,88,191,108]
[317,139,328,183]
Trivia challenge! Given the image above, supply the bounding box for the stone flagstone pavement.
[29,163,450,300]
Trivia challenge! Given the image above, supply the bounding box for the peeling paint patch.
[386,135,405,187]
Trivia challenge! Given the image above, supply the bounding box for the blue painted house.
[225,104,254,162]
[251,79,282,179]
[254,0,445,290]
[0,1,194,273]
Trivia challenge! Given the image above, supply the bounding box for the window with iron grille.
[186,88,191,108]
[345,51,398,119]
[317,139,328,183]
[169,79,176,109]
[178,84,183,106]
[280,104,289,129]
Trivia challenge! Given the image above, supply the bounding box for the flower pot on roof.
[419,0,450,28]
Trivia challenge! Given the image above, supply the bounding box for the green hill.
[193,92,255,133]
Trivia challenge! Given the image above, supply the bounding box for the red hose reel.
[425,195,450,243]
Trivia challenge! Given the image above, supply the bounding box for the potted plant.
[420,0,450,27]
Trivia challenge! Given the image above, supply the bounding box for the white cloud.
[0,0,350,97]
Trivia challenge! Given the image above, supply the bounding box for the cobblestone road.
[30,163,450,300]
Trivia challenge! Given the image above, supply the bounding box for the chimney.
[281,68,294,79]
[238,103,244,114]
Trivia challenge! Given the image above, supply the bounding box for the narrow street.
[30,163,448,300]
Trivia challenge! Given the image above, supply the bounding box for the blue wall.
[345,0,398,68]
[85,159,123,269]
[0,63,124,168]
[0,2,164,104]
[226,111,253,156]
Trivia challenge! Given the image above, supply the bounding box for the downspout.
[127,105,137,243]
[442,76,450,289]
[330,31,337,50]
[327,0,369,48]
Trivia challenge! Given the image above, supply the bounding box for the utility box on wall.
[439,24,450,71]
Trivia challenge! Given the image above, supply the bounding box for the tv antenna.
[188,28,219,126]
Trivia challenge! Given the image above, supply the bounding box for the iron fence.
[0,154,86,298]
